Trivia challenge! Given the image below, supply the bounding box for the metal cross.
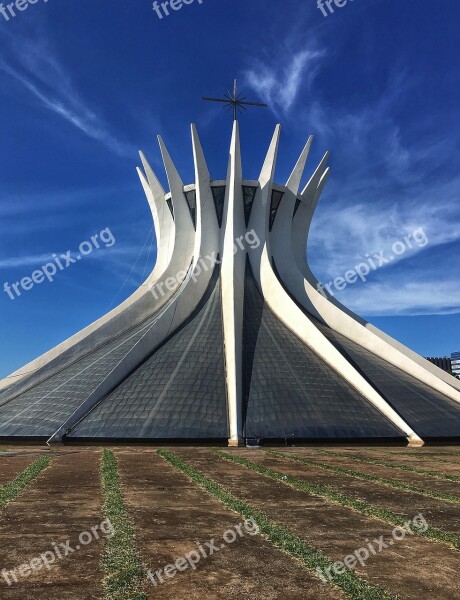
[202,79,268,121]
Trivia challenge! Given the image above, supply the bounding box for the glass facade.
[69,272,228,440]
[243,261,403,440]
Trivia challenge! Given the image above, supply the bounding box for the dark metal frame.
[203,79,267,120]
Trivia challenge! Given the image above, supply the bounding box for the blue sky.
[0,0,459,378]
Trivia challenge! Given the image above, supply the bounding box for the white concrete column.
[221,121,246,446]
[288,152,460,402]
[0,143,193,400]
[138,151,175,281]
[286,135,314,195]
[249,126,424,446]
[47,125,220,443]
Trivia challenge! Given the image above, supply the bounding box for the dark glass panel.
[166,198,174,219]
[269,190,284,231]
[184,190,197,228]
[293,198,302,217]
[242,186,258,227]
[211,186,226,227]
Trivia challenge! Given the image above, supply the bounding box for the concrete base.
[407,438,425,447]
[228,438,245,448]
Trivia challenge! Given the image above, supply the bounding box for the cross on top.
[202,79,268,121]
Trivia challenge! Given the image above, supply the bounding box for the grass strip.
[101,449,147,600]
[0,454,52,511]
[215,450,460,552]
[400,451,460,458]
[158,449,401,600]
[317,449,460,482]
[364,448,460,466]
[426,451,460,458]
[263,449,460,505]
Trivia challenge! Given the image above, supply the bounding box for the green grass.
[371,449,460,458]
[100,449,147,600]
[421,451,460,458]
[0,455,52,511]
[263,449,460,505]
[158,449,402,600]
[365,448,460,466]
[215,450,460,552]
[317,449,460,482]
[410,451,460,458]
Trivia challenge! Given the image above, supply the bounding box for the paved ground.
[0,445,459,599]
[0,449,103,599]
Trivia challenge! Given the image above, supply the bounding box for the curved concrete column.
[249,127,424,446]
[155,135,195,279]
[47,125,220,443]
[292,153,330,275]
[288,152,460,402]
[138,150,175,280]
[220,121,247,446]
[3,121,456,444]
[0,138,195,403]
[366,324,460,393]
[271,187,324,321]
[285,135,314,195]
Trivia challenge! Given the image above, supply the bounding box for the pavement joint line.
[214,450,460,552]
[316,449,460,482]
[158,449,402,600]
[263,449,460,506]
[0,454,53,512]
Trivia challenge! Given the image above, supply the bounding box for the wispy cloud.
[0,182,139,220]
[0,32,133,156]
[310,186,460,276]
[338,277,460,317]
[309,182,460,316]
[0,244,148,270]
[243,44,325,117]
[243,34,460,317]
[242,37,415,180]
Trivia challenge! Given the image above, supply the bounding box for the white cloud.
[0,244,149,270]
[244,45,325,117]
[310,184,460,279]
[337,278,460,317]
[304,89,414,178]
[0,34,133,156]
[0,183,140,223]
[307,179,460,316]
